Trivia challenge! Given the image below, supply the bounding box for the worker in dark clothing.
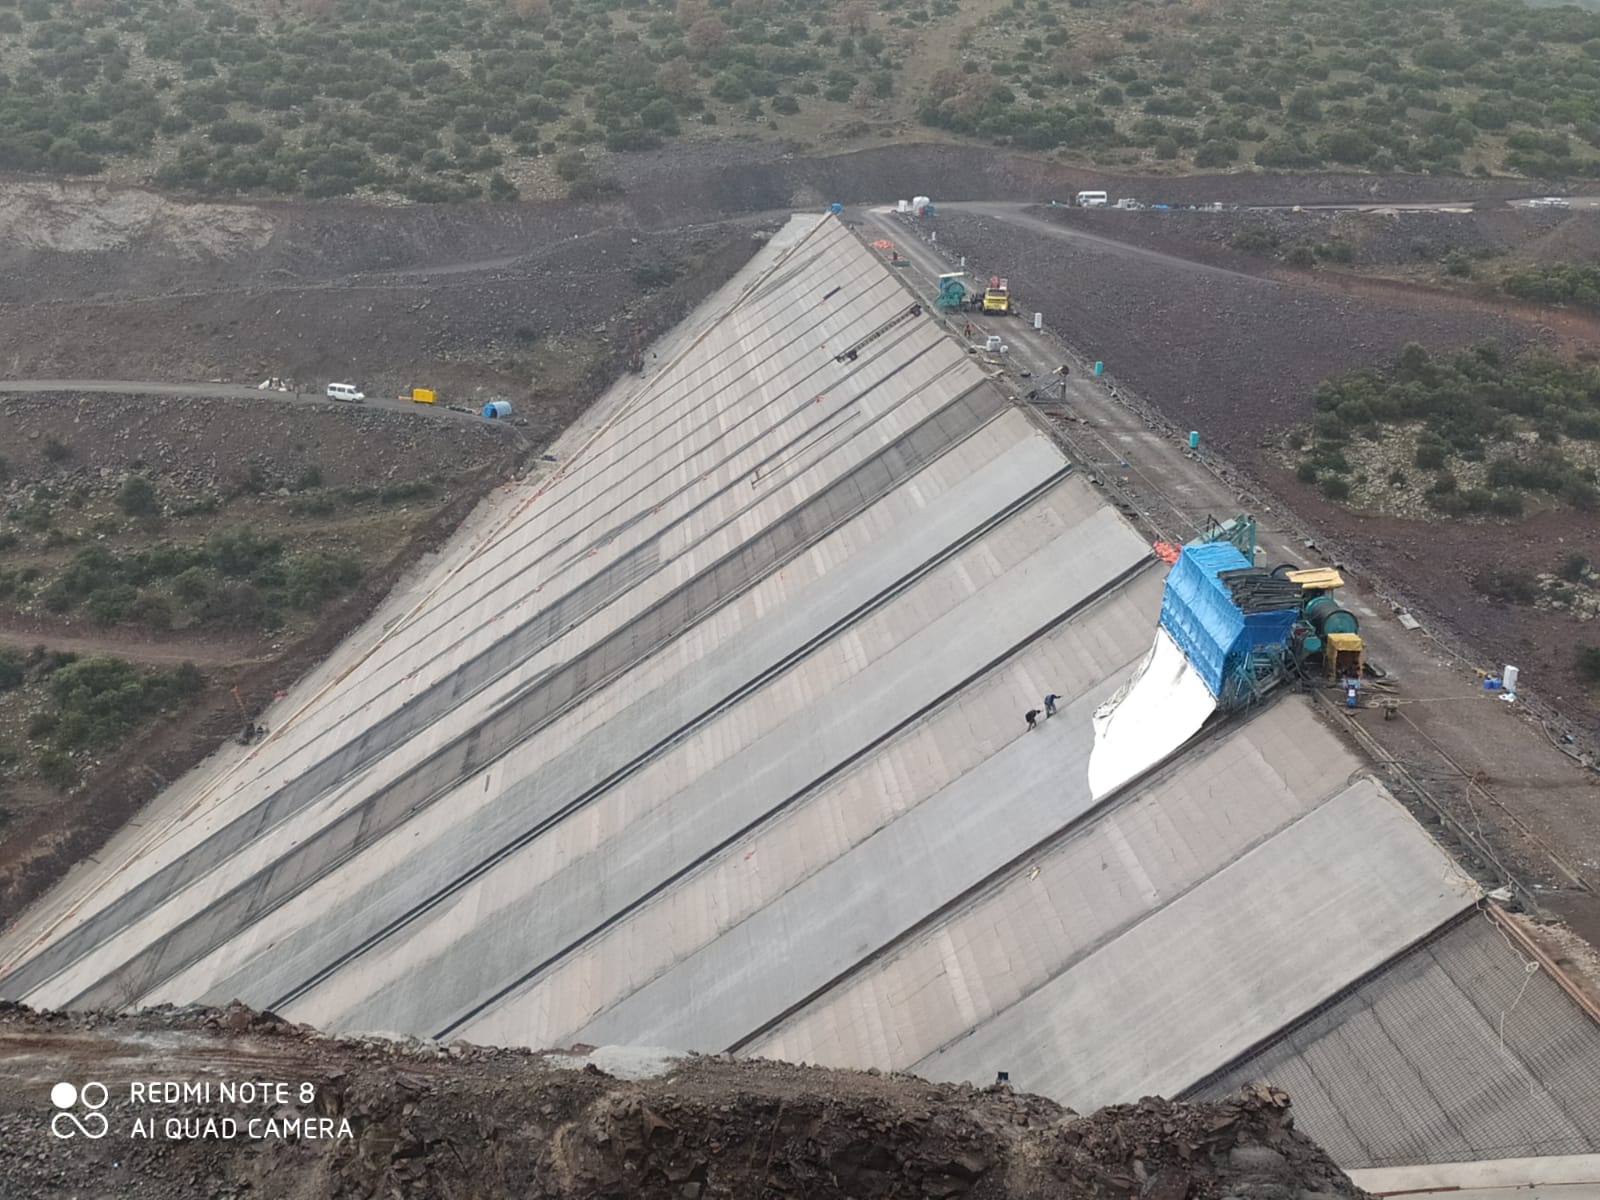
[1025,708,1040,730]
[1043,693,1059,717]
[964,321,974,339]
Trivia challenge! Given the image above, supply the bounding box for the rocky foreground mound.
[0,1002,1364,1200]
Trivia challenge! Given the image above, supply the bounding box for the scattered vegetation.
[919,0,1600,176]
[1469,552,1600,700]
[26,527,364,632]
[1579,642,1600,683]
[0,0,1598,196]
[2,459,448,634]
[0,647,204,791]
[1503,264,1600,312]
[1473,568,1538,604]
[117,474,159,517]
[1294,343,1600,517]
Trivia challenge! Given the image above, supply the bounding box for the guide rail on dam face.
[4,213,1600,1172]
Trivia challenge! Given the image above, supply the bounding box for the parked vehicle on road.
[326,382,365,402]
[1075,191,1108,207]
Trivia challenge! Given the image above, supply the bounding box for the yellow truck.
[981,276,1012,316]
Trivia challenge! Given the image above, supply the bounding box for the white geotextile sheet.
[1087,625,1217,799]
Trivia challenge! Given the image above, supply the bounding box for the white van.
[1075,191,1108,207]
[326,382,365,402]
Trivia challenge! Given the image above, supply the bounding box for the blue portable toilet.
[1093,361,1104,376]
[828,202,843,214]
[481,400,513,419]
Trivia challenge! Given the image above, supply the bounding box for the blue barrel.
[481,400,513,419]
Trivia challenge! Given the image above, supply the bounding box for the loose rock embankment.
[0,1001,1368,1200]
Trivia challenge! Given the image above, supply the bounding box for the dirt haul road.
[863,208,1600,973]
[0,379,486,421]
[0,1001,1366,1200]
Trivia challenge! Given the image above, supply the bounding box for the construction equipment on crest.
[981,276,1013,316]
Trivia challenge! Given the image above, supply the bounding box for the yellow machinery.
[406,387,436,404]
[1324,631,1364,682]
[981,276,1012,315]
[1284,567,1343,592]
[1276,565,1366,682]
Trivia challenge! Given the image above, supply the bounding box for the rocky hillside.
[0,1002,1367,1200]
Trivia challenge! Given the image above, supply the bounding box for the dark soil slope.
[0,1002,1368,1200]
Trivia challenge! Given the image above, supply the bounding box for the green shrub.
[1284,244,1316,268]
[118,474,159,516]
[130,591,176,630]
[206,526,282,577]
[553,151,589,181]
[172,566,212,603]
[209,119,266,144]
[45,656,202,752]
[1504,264,1600,312]
[378,480,436,504]
[86,584,138,625]
[1295,460,1318,483]
[1414,441,1452,470]
[1192,138,1238,167]
[0,647,24,691]
[1564,479,1599,511]
[1488,490,1525,517]
[201,581,267,626]
[36,749,77,790]
[632,261,682,289]
[1286,89,1321,120]
[1578,643,1600,683]
[1560,552,1591,582]
[1232,228,1279,253]
[1319,474,1351,500]
[288,496,337,517]
[568,175,624,201]
[1316,129,1375,164]
[282,551,362,609]
[1473,568,1538,604]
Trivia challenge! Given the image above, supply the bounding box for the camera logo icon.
[50,1082,109,1139]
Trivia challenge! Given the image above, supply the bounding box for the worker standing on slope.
[1044,693,1059,717]
[1025,708,1040,731]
